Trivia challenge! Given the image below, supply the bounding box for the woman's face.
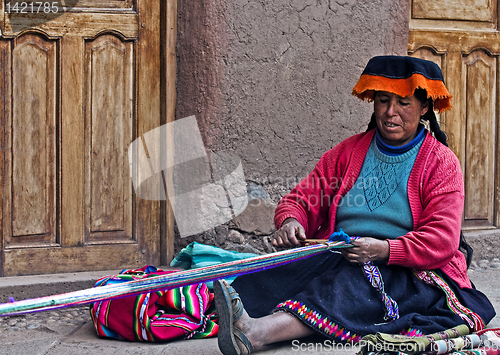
[374,91,429,146]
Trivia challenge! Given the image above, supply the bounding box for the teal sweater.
[335,137,424,239]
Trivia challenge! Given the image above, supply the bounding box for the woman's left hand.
[341,237,390,264]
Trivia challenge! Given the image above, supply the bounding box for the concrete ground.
[0,267,497,355]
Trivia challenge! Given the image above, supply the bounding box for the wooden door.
[0,0,167,276]
[409,0,500,230]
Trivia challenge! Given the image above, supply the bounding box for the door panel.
[11,34,57,245]
[85,34,134,243]
[0,0,163,276]
[463,52,496,225]
[409,0,500,230]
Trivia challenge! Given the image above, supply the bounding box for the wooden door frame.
[162,0,177,265]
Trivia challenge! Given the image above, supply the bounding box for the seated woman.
[213,55,496,355]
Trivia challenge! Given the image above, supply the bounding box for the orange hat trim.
[352,73,452,113]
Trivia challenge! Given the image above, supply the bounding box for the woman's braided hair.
[365,88,474,268]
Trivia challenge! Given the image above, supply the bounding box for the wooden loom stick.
[0,241,351,316]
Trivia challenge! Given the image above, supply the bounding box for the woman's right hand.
[273,218,306,247]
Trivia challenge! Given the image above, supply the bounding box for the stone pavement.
[0,266,498,355]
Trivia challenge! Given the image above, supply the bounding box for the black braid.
[459,232,474,269]
[366,112,377,132]
[420,99,449,147]
[365,89,473,268]
[412,89,447,146]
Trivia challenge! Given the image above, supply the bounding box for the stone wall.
[175,0,410,254]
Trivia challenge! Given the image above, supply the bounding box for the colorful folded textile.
[90,266,218,342]
[449,348,500,355]
[476,329,500,337]
[358,324,470,355]
[450,328,500,355]
[429,334,481,354]
[358,326,500,355]
[477,329,500,353]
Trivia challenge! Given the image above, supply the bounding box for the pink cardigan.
[274,129,471,288]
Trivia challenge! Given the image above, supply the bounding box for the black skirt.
[230,252,496,343]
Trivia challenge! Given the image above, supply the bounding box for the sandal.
[214,280,254,355]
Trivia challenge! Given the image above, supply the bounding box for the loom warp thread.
[0,241,352,317]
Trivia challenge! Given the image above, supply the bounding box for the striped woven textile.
[90,266,218,342]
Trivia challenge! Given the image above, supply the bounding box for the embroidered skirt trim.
[275,299,363,343]
[414,270,485,332]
